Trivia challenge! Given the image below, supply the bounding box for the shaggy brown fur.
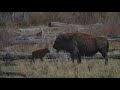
[53,32,109,65]
[31,48,50,62]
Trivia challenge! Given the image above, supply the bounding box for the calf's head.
[44,48,50,53]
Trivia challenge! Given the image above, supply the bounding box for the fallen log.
[108,38,120,42]
[0,71,27,78]
[0,52,32,61]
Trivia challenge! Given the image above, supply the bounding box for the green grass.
[0,59,120,78]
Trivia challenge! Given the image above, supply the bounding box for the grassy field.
[0,40,119,78]
[0,13,120,78]
[0,58,120,78]
[0,24,119,78]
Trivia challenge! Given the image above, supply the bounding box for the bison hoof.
[105,61,108,65]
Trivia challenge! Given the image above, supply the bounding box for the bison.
[31,48,50,63]
[53,32,109,65]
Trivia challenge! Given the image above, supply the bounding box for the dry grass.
[109,41,120,50]
[0,58,120,78]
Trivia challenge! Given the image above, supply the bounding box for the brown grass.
[1,59,120,78]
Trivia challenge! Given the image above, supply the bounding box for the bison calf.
[31,48,50,63]
[53,32,109,65]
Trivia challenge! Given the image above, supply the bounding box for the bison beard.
[53,33,109,65]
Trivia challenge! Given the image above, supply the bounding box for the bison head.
[45,48,50,53]
[53,33,73,52]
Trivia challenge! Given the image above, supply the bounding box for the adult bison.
[31,48,50,63]
[53,32,109,65]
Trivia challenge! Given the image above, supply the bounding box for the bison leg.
[102,55,108,65]
[70,46,79,64]
[77,54,81,64]
[31,57,35,64]
[70,54,75,63]
[102,54,108,65]
[40,58,44,62]
[104,56,108,65]
[70,53,80,64]
[99,50,108,65]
